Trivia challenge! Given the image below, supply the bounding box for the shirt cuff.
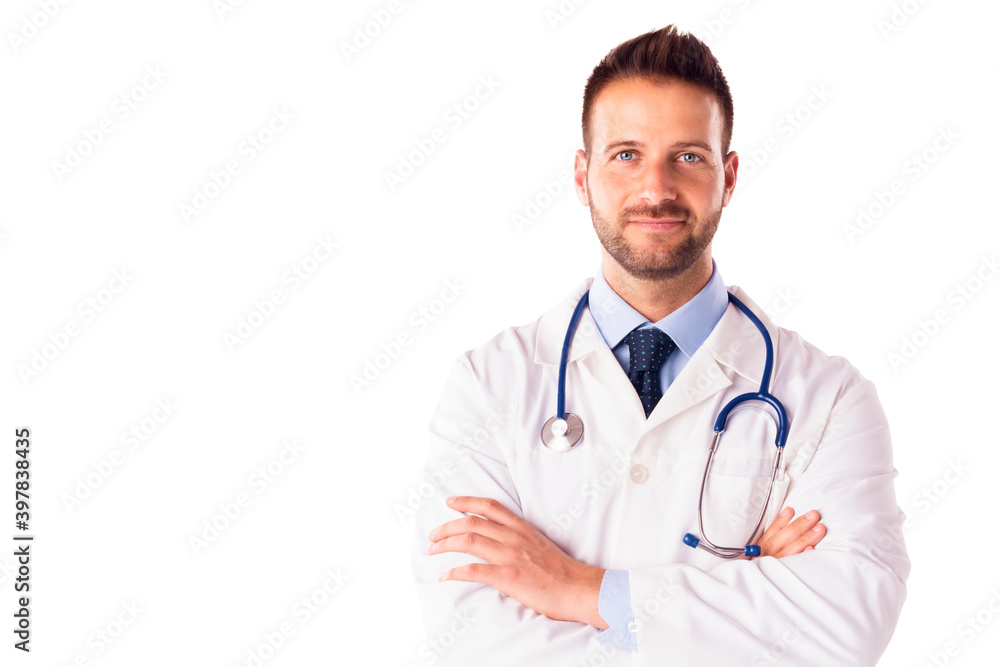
[595,568,638,651]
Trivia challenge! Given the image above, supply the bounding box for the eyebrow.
[601,140,715,156]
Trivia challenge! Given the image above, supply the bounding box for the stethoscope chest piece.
[541,413,584,451]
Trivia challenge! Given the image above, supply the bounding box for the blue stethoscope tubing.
[544,288,789,559]
[538,290,592,451]
[557,290,593,420]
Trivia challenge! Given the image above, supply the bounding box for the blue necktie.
[625,327,677,418]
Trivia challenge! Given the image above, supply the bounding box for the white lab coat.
[410,278,909,667]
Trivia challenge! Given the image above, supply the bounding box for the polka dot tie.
[625,327,677,418]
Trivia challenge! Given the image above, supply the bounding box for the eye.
[679,153,700,163]
[615,150,635,161]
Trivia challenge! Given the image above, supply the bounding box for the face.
[575,76,738,281]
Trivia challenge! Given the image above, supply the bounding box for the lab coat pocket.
[700,465,789,550]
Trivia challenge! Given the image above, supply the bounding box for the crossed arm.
[426,496,827,629]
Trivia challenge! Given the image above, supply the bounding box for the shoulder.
[768,305,890,451]
[429,298,552,435]
[453,278,592,385]
[720,286,886,460]
[774,324,868,399]
[777,324,888,431]
[453,307,544,400]
[729,284,871,399]
[729,289,893,473]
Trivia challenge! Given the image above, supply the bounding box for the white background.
[1,0,997,665]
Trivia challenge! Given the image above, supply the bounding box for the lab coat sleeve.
[410,356,601,667]
[628,377,910,666]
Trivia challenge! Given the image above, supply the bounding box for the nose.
[638,161,678,204]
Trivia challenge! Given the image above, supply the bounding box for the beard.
[590,195,721,281]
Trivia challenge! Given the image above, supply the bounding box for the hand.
[756,506,826,558]
[428,496,608,628]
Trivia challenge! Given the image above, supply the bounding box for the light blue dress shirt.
[589,259,729,651]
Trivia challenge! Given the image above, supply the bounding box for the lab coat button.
[627,621,638,633]
[629,464,649,484]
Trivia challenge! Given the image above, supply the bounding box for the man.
[411,25,908,666]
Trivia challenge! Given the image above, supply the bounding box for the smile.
[629,219,684,230]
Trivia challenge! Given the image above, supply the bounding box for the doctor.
[412,25,909,666]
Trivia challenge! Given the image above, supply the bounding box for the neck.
[602,253,713,322]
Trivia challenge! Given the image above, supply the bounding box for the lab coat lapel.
[642,285,773,433]
[642,343,731,433]
[534,278,600,366]
[534,278,647,424]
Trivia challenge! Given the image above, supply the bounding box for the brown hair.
[582,25,734,159]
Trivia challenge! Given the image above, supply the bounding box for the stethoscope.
[540,289,789,559]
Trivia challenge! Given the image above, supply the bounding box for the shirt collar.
[588,258,729,359]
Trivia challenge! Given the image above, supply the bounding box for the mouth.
[629,218,684,230]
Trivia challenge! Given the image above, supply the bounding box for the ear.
[573,149,590,206]
[721,150,738,207]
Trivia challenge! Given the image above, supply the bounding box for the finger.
[773,523,826,558]
[429,513,509,544]
[446,496,522,526]
[429,531,509,563]
[772,516,826,558]
[439,561,502,584]
[757,506,794,544]
[803,523,826,548]
[758,509,820,557]
[783,510,820,537]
